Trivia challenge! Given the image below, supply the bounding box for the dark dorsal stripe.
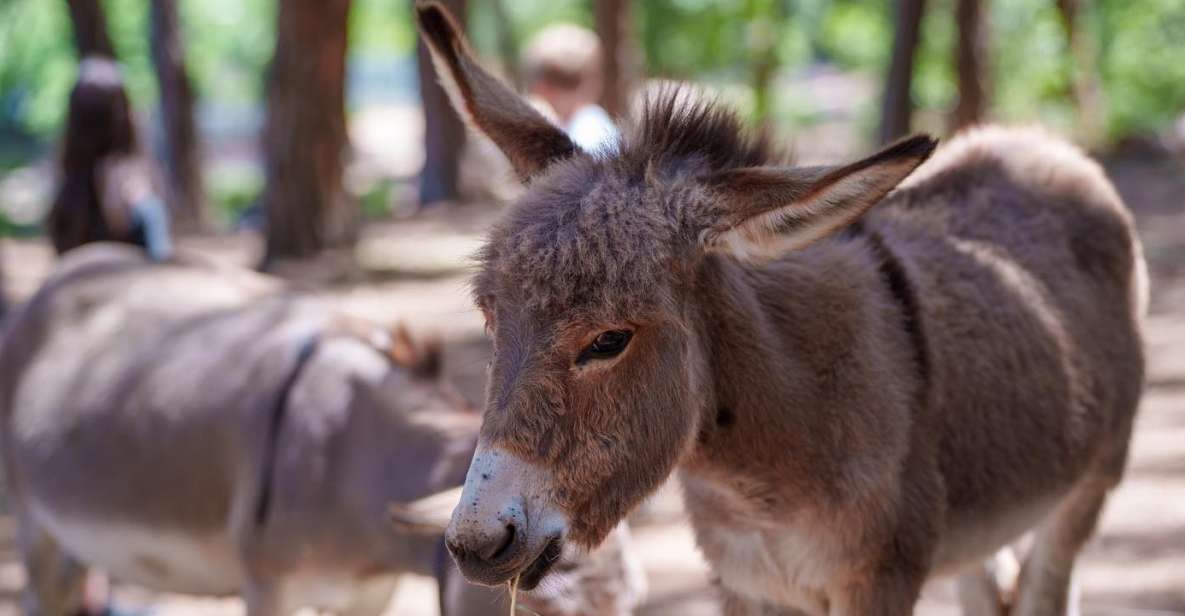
[254,334,322,526]
[850,221,931,400]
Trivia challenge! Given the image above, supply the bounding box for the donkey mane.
[472,88,794,315]
[615,87,788,176]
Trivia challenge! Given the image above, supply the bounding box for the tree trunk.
[65,0,115,58]
[150,0,205,231]
[416,0,468,206]
[595,0,636,119]
[746,0,785,128]
[1056,0,1104,144]
[949,0,989,132]
[880,0,926,144]
[261,0,355,266]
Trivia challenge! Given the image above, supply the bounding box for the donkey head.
[415,2,936,589]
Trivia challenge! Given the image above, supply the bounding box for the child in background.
[49,57,172,261]
[523,24,619,152]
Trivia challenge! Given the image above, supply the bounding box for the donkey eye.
[578,330,633,364]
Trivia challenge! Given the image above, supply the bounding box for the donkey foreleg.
[827,570,925,616]
[956,547,1020,616]
[14,508,90,616]
[1012,477,1111,616]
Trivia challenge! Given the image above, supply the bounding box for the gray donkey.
[414,3,1148,615]
[0,244,644,616]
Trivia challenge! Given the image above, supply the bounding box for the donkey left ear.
[700,135,938,261]
[414,2,581,181]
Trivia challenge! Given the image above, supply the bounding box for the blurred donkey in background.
[0,244,643,616]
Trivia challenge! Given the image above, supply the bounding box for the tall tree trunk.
[0,251,6,320]
[746,0,785,128]
[595,0,636,119]
[261,0,355,266]
[1056,0,1103,144]
[880,0,926,144]
[949,0,989,132]
[150,0,205,231]
[416,0,468,206]
[65,0,115,58]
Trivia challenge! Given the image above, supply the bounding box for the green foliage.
[638,0,750,79]
[182,0,276,104]
[0,0,1183,167]
[351,0,415,55]
[817,1,890,69]
[474,0,590,53]
[0,0,76,140]
[357,177,396,218]
[105,0,158,104]
[1097,0,1185,138]
[207,162,262,224]
[988,0,1074,130]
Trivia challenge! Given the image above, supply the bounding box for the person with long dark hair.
[48,57,171,260]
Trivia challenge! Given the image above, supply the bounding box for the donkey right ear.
[414,2,580,181]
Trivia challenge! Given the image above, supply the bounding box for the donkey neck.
[682,232,925,511]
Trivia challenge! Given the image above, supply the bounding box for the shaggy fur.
[417,4,1146,614]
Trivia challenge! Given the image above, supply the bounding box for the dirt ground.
[0,146,1182,615]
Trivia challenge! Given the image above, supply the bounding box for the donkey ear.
[414,2,580,181]
[699,135,937,261]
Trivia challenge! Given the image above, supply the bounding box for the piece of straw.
[508,575,520,615]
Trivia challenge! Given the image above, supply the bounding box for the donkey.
[414,3,1148,615]
[0,244,644,616]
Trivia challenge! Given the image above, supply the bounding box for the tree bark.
[261,0,355,265]
[746,0,785,128]
[880,0,926,144]
[416,0,468,206]
[950,0,989,132]
[150,0,205,231]
[65,0,116,58]
[1056,0,1103,144]
[595,0,636,119]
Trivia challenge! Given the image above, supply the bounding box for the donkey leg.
[956,547,1020,616]
[1012,477,1111,616]
[829,572,924,616]
[15,513,88,616]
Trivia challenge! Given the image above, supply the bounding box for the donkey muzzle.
[445,445,567,588]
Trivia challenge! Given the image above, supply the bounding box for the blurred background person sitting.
[47,57,172,261]
[523,24,618,152]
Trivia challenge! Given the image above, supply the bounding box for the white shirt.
[566,104,619,153]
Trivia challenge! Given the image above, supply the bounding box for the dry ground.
[0,148,1181,615]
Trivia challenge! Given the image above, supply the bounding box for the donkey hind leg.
[16,516,88,616]
[955,547,1020,616]
[1012,477,1112,616]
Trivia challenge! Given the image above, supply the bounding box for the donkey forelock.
[472,88,788,316]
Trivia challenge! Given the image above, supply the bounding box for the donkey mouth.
[518,537,563,590]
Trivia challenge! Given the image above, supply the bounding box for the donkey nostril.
[483,523,517,562]
[446,537,468,559]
